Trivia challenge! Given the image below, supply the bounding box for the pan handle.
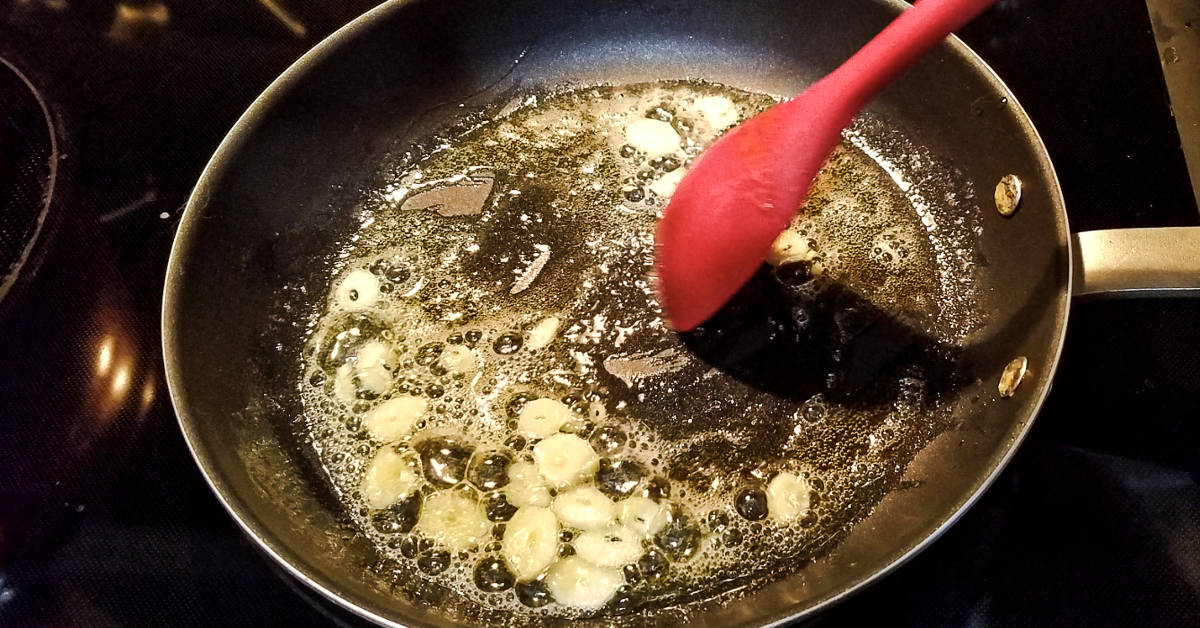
[1071,226,1200,298]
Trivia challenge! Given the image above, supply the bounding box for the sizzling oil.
[299,81,980,621]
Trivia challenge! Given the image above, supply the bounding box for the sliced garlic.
[767,230,815,267]
[544,556,624,610]
[526,316,560,350]
[766,472,811,523]
[574,526,644,568]
[335,269,380,311]
[517,398,574,439]
[551,486,615,531]
[624,118,680,158]
[333,363,356,404]
[616,496,670,538]
[415,490,491,552]
[354,340,396,395]
[649,168,686,199]
[360,446,422,509]
[502,506,560,581]
[506,460,551,508]
[533,433,599,488]
[695,95,738,130]
[437,344,476,374]
[365,395,426,442]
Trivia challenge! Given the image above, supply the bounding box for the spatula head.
[655,95,849,331]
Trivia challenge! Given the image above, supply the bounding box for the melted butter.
[298,81,982,621]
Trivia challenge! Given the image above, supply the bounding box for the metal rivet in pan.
[998,356,1028,398]
[994,174,1022,217]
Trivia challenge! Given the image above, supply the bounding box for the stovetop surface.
[0,1,1197,626]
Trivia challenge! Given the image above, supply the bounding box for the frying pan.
[161,0,1200,625]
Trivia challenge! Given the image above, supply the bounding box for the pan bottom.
[294,80,983,621]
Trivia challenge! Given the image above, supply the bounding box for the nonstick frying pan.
[162,0,1200,625]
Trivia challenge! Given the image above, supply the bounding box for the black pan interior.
[163,0,1070,625]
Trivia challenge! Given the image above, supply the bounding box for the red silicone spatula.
[655,0,997,331]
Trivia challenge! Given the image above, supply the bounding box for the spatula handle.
[822,0,998,108]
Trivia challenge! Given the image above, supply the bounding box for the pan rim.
[161,1,434,626]
[757,3,1074,624]
[161,0,1073,626]
[759,4,1074,625]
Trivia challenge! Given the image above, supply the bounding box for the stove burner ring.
[0,56,57,304]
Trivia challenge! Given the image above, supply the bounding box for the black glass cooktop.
[1,1,1197,626]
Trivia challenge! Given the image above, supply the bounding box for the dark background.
[0,0,1197,626]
